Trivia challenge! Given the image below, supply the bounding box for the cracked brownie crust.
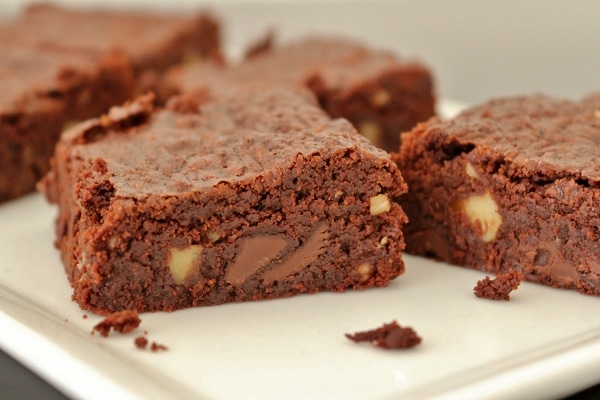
[162,37,435,152]
[395,94,600,295]
[42,86,408,314]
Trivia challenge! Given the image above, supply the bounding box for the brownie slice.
[0,44,134,203]
[41,86,408,314]
[0,3,221,75]
[0,4,221,204]
[394,93,600,295]
[161,37,435,152]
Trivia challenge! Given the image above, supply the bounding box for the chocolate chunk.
[226,229,289,285]
[262,222,328,281]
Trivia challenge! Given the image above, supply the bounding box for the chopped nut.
[334,189,344,199]
[168,244,203,284]
[465,162,479,179]
[458,191,502,242]
[370,194,391,216]
[371,89,391,107]
[207,232,221,243]
[358,121,380,145]
[595,109,600,119]
[108,235,118,248]
[378,236,389,248]
[357,263,373,281]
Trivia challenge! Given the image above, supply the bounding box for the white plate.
[1,98,600,400]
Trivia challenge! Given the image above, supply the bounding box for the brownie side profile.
[41,87,408,314]
[0,44,134,203]
[162,37,435,152]
[394,94,600,295]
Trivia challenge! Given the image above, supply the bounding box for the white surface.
[1,101,600,400]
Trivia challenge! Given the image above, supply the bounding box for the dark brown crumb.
[150,342,169,352]
[134,336,149,349]
[82,314,88,319]
[474,269,523,300]
[345,320,421,349]
[92,310,142,337]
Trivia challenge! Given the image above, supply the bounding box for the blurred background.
[4,0,600,105]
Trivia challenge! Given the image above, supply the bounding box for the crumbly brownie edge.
[394,122,600,295]
[67,145,407,314]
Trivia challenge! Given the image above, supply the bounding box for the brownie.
[0,43,134,203]
[41,86,408,314]
[0,3,221,75]
[161,37,435,152]
[0,4,221,203]
[394,93,600,295]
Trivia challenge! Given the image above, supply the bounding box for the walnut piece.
[168,244,203,284]
[465,162,479,179]
[371,89,390,107]
[358,120,380,145]
[458,191,502,242]
[370,194,391,216]
[356,263,373,281]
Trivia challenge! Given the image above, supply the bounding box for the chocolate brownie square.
[1,3,221,75]
[161,37,435,152]
[0,44,134,203]
[41,86,408,314]
[394,93,600,295]
[0,4,221,203]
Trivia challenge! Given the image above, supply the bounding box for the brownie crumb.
[474,269,523,300]
[345,320,421,349]
[150,342,169,352]
[82,314,88,319]
[134,336,149,349]
[93,310,142,337]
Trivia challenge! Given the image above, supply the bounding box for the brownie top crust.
[412,94,600,184]
[61,86,391,197]
[0,3,218,71]
[0,43,111,113]
[166,37,428,96]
